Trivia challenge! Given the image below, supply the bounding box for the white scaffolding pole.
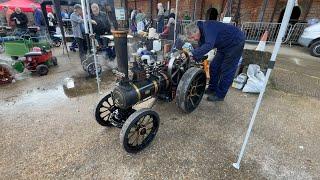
[85,0,101,93]
[80,0,101,93]
[80,0,89,34]
[173,0,179,44]
[232,0,295,170]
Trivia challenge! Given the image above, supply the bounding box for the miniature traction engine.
[95,31,207,153]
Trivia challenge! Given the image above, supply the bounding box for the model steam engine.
[95,31,207,153]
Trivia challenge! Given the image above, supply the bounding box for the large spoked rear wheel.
[120,109,160,153]
[176,67,206,113]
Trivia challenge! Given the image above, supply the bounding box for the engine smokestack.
[112,30,129,79]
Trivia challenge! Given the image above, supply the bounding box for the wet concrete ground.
[1,45,320,179]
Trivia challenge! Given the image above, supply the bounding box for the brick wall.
[127,0,320,22]
[306,0,320,20]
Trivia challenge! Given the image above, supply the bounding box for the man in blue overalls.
[185,21,245,101]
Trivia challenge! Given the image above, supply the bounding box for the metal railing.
[152,19,236,35]
[285,23,308,45]
[241,22,292,43]
[138,19,308,45]
[241,22,308,44]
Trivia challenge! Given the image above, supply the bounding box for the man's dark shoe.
[205,88,215,95]
[207,95,224,102]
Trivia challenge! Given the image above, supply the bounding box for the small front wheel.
[54,40,62,47]
[120,109,160,153]
[36,64,49,76]
[95,94,115,127]
[51,56,58,66]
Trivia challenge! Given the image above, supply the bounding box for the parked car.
[298,22,320,57]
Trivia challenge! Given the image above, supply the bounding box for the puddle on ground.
[1,70,116,111]
[1,86,68,111]
[63,70,115,98]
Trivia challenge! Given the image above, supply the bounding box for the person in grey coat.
[70,4,97,60]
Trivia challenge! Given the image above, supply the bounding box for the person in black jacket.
[91,3,115,60]
[10,7,29,36]
[91,3,111,36]
[105,4,118,30]
[168,8,175,19]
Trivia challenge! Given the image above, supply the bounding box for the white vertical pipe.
[232,0,295,170]
[80,0,89,34]
[173,0,178,44]
[193,0,197,21]
[85,0,101,93]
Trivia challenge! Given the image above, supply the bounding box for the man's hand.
[200,55,208,62]
[189,54,208,63]
[91,20,97,25]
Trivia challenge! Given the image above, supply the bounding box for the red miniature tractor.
[24,47,58,76]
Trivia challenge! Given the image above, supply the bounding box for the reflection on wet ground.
[1,86,67,111]
[0,70,116,111]
[63,70,116,98]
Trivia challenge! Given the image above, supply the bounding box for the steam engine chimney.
[112,30,129,80]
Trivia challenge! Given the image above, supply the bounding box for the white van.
[298,22,320,57]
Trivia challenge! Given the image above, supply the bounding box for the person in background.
[184,21,245,102]
[31,4,46,34]
[105,4,118,30]
[3,6,14,27]
[70,4,88,60]
[91,3,110,36]
[183,11,191,20]
[68,7,74,18]
[47,12,57,33]
[130,10,137,35]
[91,3,115,60]
[61,9,69,19]
[156,3,165,33]
[136,10,145,32]
[160,17,175,40]
[168,8,175,19]
[10,7,28,36]
[206,8,218,20]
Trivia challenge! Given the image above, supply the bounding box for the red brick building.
[126,0,320,23]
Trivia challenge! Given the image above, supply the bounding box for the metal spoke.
[192,93,201,98]
[102,102,110,108]
[138,116,147,125]
[100,107,110,112]
[133,132,141,146]
[128,131,138,144]
[103,113,111,121]
[129,126,137,133]
[146,128,152,136]
[101,111,111,118]
[141,115,150,125]
[128,130,137,139]
[189,96,195,107]
[106,99,112,107]
[144,118,153,127]
[138,133,144,145]
[195,83,205,88]
[141,115,151,126]
[145,125,153,131]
